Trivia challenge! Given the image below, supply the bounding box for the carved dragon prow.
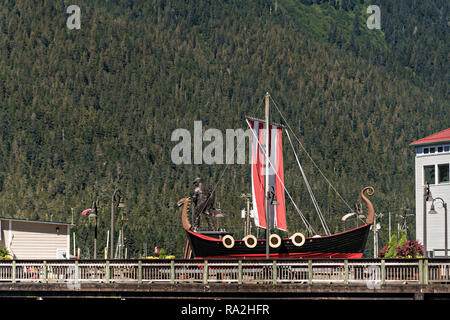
[360,186,375,225]
[177,197,192,231]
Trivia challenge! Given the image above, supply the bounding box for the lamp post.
[373,213,383,258]
[111,189,126,259]
[119,213,128,259]
[88,200,98,259]
[428,197,448,258]
[423,184,433,257]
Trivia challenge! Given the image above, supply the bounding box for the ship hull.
[186,224,371,259]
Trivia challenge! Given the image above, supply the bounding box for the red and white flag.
[81,208,92,216]
[247,118,287,231]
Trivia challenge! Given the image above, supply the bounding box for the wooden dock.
[0,282,449,300]
[0,258,449,300]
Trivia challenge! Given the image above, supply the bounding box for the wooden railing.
[0,259,448,285]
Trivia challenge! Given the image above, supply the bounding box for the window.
[445,146,450,152]
[430,147,436,153]
[438,146,443,152]
[424,148,429,154]
[424,165,435,185]
[438,164,450,184]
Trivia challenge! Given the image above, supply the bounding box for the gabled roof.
[410,128,450,146]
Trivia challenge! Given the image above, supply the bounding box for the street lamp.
[373,213,383,258]
[89,200,98,259]
[111,189,126,259]
[428,197,448,258]
[423,184,433,257]
[81,200,99,259]
[119,213,128,259]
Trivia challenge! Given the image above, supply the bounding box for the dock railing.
[0,259,448,285]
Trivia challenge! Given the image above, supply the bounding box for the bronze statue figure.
[192,177,216,231]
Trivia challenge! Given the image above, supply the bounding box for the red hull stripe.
[188,224,370,242]
[186,225,370,260]
[187,230,221,241]
[193,252,363,259]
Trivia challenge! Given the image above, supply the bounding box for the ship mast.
[265,92,270,259]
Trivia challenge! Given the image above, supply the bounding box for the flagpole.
[265,92,270,259]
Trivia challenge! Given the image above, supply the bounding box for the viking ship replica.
[177,93,375,259]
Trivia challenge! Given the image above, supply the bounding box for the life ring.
[243,235,257,248]
[222,234,235,249]
[290,232,306,247]
[269,234,282,248]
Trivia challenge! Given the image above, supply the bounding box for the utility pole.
[373,214,377,258]
[111,189,126,259]
[91,200,98,259]
[397,208,414,236]
[120,213,127,259]
[388,211,391,241]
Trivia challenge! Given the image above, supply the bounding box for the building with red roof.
[411,128,450,146]
[412,128,450,257]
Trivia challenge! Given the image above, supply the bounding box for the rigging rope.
[269,96,355,213]
[199,98,315,236]
[198,99,266,219]
[204,99,267,197]
[285,130,330,235]
[245,119,316,235]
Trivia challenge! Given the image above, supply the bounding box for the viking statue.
[192,177,216,231]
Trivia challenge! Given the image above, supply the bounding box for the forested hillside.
[0,0,447,257]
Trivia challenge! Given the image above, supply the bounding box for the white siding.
[7,221,70,259]
[415,150,450,255]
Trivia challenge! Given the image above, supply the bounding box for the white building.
[0,218,73,259]
[411,128,450,257]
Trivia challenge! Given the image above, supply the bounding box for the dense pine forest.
[0,0,448,258]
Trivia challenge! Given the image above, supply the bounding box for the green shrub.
[0,246,11,260]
